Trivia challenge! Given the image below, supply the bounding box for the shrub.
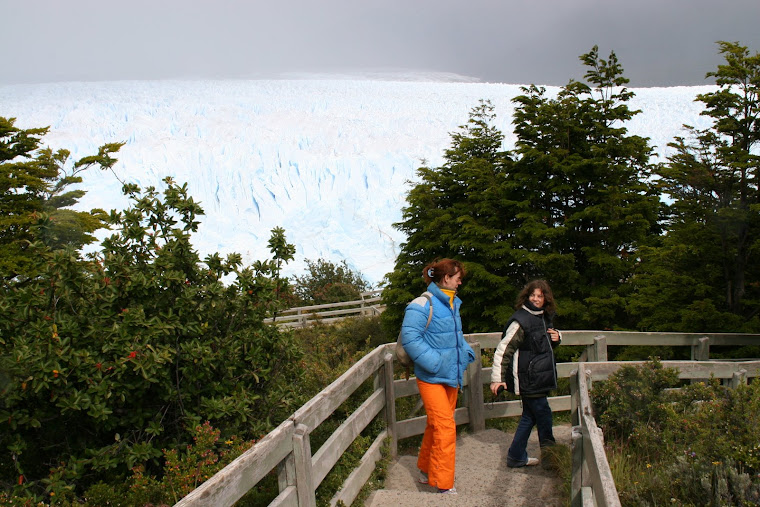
[593,360,760,505]
[0,180,301,499]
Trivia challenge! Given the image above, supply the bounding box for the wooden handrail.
[263,294,385,328]
[176,332,760,506]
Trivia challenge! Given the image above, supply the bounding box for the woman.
[400,258,475,495]
[490,279,561,468]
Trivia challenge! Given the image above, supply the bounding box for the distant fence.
[263,290,384,328]
[176,331,760,507]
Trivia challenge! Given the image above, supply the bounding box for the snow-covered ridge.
[0,80,715,284]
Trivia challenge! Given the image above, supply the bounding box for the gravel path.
[365,424,571,507]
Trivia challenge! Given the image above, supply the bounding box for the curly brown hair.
[515,279,556,315]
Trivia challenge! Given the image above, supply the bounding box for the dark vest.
[506,308,557,396]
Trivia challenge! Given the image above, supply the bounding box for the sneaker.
[438,487,457,495]
[507,456,540,468]
[418,471,428,484]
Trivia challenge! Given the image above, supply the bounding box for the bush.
[593,360,760,505]
[0,180,301,500]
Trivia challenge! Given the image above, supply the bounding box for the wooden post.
[277,453,295,494]
[730,369,747,389]
[691,337,710,384]
[293,423,316,507]
[466,341,485,432]
[569,369,579,426]
[691,336,709,360]
[571,425,584,507]
[382,353,399,457]
[593,336,607,362]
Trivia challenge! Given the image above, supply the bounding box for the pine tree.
[382,100,517,332]
[632,41,760,331]
[509,47,660,329]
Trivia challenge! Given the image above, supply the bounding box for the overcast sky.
[3,0,759,87]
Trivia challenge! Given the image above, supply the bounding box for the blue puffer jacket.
[400,282,475,388]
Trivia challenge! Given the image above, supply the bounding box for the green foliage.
[509,46,660,330]
[383,47,660,334]
[0,178,302,499]
[291,316,385,401]
[593,360,760,505]
[383,100,516,334]
[0,117,122,280]
[291,258,371,305]
[74,421,255,506]
[592,358,681,450]
[288,317,387,507]
[632,41,760,331]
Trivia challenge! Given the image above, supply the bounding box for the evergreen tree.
[509,47,660,329]
[382,100,516,333]
[0,117,122,280]
[630,41,760,331]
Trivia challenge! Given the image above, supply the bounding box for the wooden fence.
[263,290,384,328]
[175,331,760,507]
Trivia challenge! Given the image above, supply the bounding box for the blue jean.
[507,396,555,467]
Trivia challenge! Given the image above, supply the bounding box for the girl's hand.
[548,328,560,342]
[490,382,506,395]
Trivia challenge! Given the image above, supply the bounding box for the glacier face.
[0,79,715,285]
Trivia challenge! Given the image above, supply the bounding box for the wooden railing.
[175,331,760,507]
[263,290,384,328]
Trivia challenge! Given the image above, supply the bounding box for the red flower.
[128,351,137,359]
[95,363,102,370]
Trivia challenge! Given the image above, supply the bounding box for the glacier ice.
[0,79,715,285]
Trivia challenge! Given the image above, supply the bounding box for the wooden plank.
[482,398,525,420]
[383,354,399,457]
[293,424,316,507]
[395,407,470,440]
[277,453,295,493]
[176,419,295,506]
[467,342,485,432]
[468,331,760,348]
[274,306,381,321]
[276,297,382,314]
[329,430,388,507]
[577,370,621,507]
[293,347,386,431]
[269,486,298,507]
[570,426,583,506]
[454,406,470,426]
[397,415,428,440]
[393,376,420,398]
[311,388,385,487]
[483,363,584,381]
[580,486,594,507]
[580,360,760,381]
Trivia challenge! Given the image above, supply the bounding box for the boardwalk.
[366,424,571,506]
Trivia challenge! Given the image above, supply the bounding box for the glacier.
[0,78,715,285]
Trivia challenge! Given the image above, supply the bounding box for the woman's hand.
[548,328,560,342]
[490,382,506,395]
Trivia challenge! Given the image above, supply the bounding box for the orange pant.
[416,379,458,490]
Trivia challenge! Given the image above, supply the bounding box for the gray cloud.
[3,0,759,87]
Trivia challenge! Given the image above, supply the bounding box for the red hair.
[423,258,466,285]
